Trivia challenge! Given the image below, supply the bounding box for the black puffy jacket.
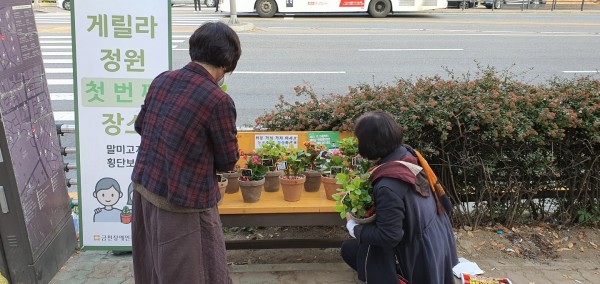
[353,146,458,283]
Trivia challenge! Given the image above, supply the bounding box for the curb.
[221,21,255,32]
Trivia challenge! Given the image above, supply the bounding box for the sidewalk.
[49,248,600,283]
[49,251,357,284]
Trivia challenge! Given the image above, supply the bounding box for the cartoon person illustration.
[93,177,123,222]
[127,182,133,206]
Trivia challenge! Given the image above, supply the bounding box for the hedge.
[255,67,600,228]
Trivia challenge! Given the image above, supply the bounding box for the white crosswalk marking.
[45,59,73,64]
[35,13,225,26]
[46,68,73,73]
[51,93,75,100]
[53,111,75,121]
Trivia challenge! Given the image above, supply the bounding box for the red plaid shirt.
[132,62,239,208]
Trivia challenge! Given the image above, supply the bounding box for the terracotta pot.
[279,175,305,202]
[223,171,240,194]
[303,170,322,192]
[264,170,283,192]
[239,178,264,203]
[217,179,228,205]
[120,214,131,224]
[321,176,341,201]
[350,213,376,224]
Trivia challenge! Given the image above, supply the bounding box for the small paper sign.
[241,169,252,177]
[330,166,343,176]
[276,161,287,171]
[262,159,273,167]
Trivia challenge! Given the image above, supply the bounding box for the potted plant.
[279,145,309,202]
[302,141,326,192]
[320,148,346,201]
[255,140,287,192]
[120,206,132,224]
[238,153,268,203]
[333,171,376,224]
[338,137,359,168]
[223,164,241,194]
[217,173,228,205]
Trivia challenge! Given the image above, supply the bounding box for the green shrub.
[255,67,600,228]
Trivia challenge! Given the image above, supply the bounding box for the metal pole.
[55,124,76,135]
[229,0,239,24]
[580,0,585,11]
[61,147,77,156]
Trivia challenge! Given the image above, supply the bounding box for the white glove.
[346,219,358,238]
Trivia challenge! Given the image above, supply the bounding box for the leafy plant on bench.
[333,171,375,223]
[280,146,309,202]
[255,140,287,192]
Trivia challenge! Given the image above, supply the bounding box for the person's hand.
[346,217,358,238]
[345,212,352,221]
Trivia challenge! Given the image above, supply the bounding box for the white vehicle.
[220,0,447,18]
[57,0,70,10]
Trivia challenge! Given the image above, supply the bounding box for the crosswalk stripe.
[53,111,75,121]
[42,51,72,56]
[39,36,71,39]
[40,40,72,44]
[47,79,73,85]
[41,46,72,49]
[46,68,73,73]
[45,59,73,64]
[51,93,74,100]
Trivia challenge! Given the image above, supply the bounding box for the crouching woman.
[340,111,458,283]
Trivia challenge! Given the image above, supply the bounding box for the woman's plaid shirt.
[132,62,239,208]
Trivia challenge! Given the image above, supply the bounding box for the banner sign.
[73,0,171,249]
[307,131,340,149]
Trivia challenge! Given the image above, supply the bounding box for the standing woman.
[341,111,458,283]
[131,22,241,284]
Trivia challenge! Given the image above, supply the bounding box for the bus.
[220,0,447,18]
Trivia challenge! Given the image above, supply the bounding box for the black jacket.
[353,146,458,283]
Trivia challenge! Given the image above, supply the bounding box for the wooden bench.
[218,186,345,250]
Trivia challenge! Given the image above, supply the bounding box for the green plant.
[302,141,326,171]
[240,154,269,181]
[577,206,600,225]
[254,66,600,228]
[338,137,359,157]
[320,148,347,176]
[333,171,375,219]
[122,206,131,215]
[282,146,309,178]
[255,140,287,170]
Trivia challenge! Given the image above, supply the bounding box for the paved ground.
[49,251,357,284]
[49,248,600,283]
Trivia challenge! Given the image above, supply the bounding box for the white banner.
[73,0,171,249]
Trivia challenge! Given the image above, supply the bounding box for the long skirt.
[132,190,231,284]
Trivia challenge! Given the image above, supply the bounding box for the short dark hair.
[353,111,404,160]
[189,22,241,73]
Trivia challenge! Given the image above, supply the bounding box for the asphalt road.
[180,12,600,126]
[35,8,600,191]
